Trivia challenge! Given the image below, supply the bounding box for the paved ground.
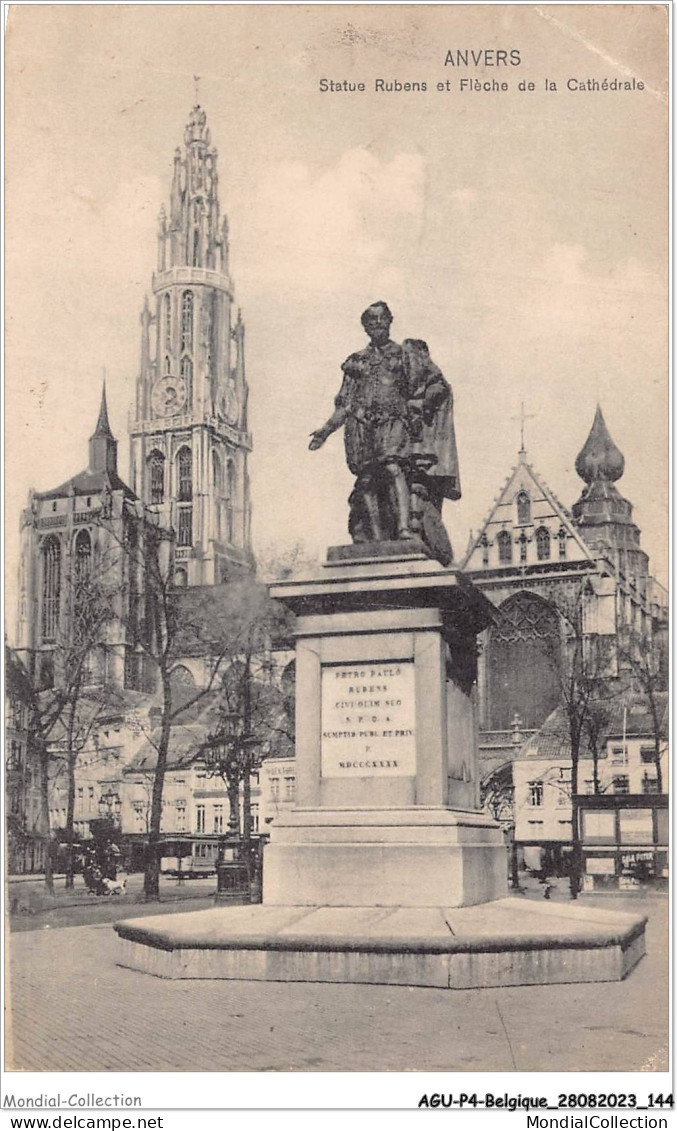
[6,889,667,1073]
[8,872,220,932]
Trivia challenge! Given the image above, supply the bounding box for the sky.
[5,4,669,609]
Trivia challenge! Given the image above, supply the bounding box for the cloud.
[235,148,425,298]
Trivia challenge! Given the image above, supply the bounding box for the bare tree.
[197,575,293,884]
[539,581,617,898]
[115,516,294,900]
[618,629,667,794]
[5,562,118,892]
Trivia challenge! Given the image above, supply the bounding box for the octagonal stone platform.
[115,899,647,989]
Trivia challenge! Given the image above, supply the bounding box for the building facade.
[513,697,668,885]
[15,388,151,695]
[463,407,668,786]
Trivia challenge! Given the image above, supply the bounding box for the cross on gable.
[510,401,536,453]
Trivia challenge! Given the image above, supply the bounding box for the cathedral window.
[149,451,165,505]
[192,201,201,267]
[226,461,237,542]
[124,647,144,692]
[181,291,194,352]
[519,532,528,563]
[164,294,171,350]
[180,355,193,388]
[212,451,222,491]
[487,592,561,731]
[536,526,551,561]
[516,491,531,525]
[74,529,92,583]
[177,506,193,547]
[177,447,192,502]
[497,530,512,564]
[479,533,489,566]
[212,452,222,539]
[41,536,61,641]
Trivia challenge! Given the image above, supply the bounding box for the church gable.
[464,454,594,574]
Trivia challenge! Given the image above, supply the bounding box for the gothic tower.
[572,404,649,581]
[129,103,254,587]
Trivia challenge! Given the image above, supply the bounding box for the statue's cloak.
[402,339,461,501]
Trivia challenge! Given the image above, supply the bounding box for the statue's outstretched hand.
[309,430,326,451]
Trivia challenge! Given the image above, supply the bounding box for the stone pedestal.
[264,543,506,906]
[114,542,647,987]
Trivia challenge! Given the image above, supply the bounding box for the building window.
[284,777,295,802]
[270,777,280,801]
[479,534,489,566]
[516,491,531,525]
[251,804,259,833]
[196,805,206,834]
[619,808,653,844]
[558,527,567,560]
[176,805,187,830]
[613,775,630,795]
[177,507,193,547]
[642,776,659,795]
[497,530,512,564]
[640,746,657,764]
[519,532,528,563]
[536,527,551,561]
[529,781,544,807]
[611,745,628,766]
[165,355,171,375]
[41,536,62,641]
[213,805,224,834]
[181,291,194,352]
[149,451,165,505]
[177,447,192,502]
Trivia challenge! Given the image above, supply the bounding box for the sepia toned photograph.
[3,1,669,1091]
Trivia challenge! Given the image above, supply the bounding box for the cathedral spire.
[129,99,253,586]
[89,381,117,473]
[575,404,625,484]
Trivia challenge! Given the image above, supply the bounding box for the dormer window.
[516,491,531,525]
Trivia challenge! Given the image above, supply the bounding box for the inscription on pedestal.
[320,661,416,777]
